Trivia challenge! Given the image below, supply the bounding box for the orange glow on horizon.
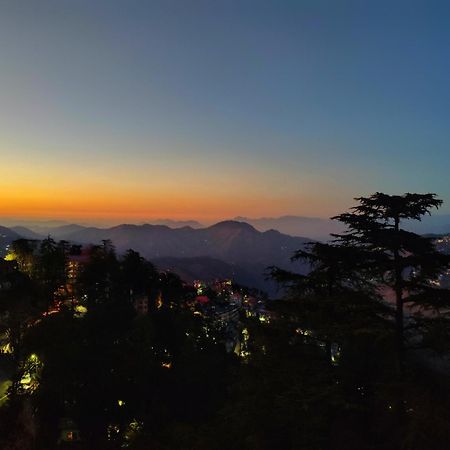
[0,187,338,223]
[0,148,347,222]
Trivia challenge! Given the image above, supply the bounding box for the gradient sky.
[1,0,449,223]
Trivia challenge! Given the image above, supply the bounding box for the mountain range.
[4,213,450,241]
[4,214,450,295]
[138,219,203,229]
[235,215,345,240]
[235,214,450,240]
[1,221,312,296]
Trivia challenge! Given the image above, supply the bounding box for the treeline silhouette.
[1,193,450,449]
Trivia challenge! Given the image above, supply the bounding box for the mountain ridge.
[3,220,310,295]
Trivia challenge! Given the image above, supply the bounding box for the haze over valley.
[2,2,450,448]
[3,213,450,296]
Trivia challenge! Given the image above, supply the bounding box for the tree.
[78,240,120,307]
[120,249,158,300]
[270,242,389,363]
[269,193,450,448]
[332,193,450,359]
[37,237,68,311]
[0,264,37,364]
[7,239,38,276]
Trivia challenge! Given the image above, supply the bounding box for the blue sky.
[0,0,449,220]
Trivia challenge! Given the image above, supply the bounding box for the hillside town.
[2,198,450,449]
[0,237,278,448]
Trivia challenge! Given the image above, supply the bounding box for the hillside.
[58,220,309,261]
[52,220,312,295]
[0,226,21,257]
[235,215,344,240]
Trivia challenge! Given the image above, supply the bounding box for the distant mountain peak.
[10,226,44,240]
[208,220,258,233]
[141,219,203,229]
[235,215,323,221]
[231,215,343,240]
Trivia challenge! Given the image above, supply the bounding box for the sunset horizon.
[2,2,450,449]
[2,1,450,223]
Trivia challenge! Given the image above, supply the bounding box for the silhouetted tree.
[37,236,68,311]
[8,239,38,276]
[333,193,450,359]
[120,249,158,300]
[270,242,389,363]
[79,241,120,307]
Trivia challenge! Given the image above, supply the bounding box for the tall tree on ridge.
[270,241,388,364]
[332,193,450,360]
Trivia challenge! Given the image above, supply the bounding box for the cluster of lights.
[19,353,43,393]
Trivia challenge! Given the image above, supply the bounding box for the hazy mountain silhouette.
[234,215,344,240]
[45,220,311,295]
[10,226,44,240]
[141,219,203,228]
[4,214,450,294]
[58,220,309,261]
[3,213,450,242]
[0,219,70,230]
[234,214,450,240]
[42,224,87,239]
[0,226,21,257]
[5,222,83,238]
[402,214,450,235]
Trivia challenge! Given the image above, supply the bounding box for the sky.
[0,0,449,223]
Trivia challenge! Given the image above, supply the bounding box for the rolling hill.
[0,221,311,295]
[0,226,21,257]
[52,220,312,295]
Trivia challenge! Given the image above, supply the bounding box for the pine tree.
[332,193,450,359]
[270,242,388,364]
